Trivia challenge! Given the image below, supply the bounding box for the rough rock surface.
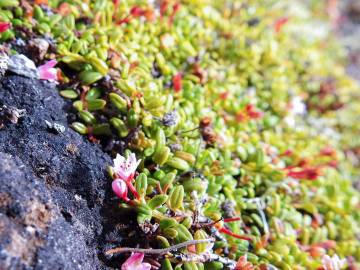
[0,76,134,270]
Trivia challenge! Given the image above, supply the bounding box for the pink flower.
[0,22,10,33]
[113,153,141,181]
[38,60,58,81]
[112,153,141,201]
[112,179,129,202]
[322,254,346,270]
[121,253,151,270]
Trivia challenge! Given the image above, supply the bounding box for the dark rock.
[28,38,50,62]
[0,76,132,269]
[45,120,65,134]
[7,55,39,79]
[0,53,9,76]
[0,104,26,128]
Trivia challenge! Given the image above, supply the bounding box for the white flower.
[285,96,307,127]
[161,33,175,48]
[113,153,141,181]
[322,254,347,270]
[290,96,306,115]
[284,115,296,128]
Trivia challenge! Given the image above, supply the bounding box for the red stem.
[223,217,241,223]
[126,181,140,200]
[218,227,252,241]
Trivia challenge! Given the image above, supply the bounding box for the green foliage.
[3,0,360,269]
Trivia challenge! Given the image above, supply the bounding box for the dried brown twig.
[105,238,214,256]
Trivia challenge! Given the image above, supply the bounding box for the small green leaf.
[79,70,103,85]
[169,186,184,211]
[79,110,96,124]
[87,99,106,111]
[92,123,111,135]
[166,157,190,171]
[60,90,78,99]
[148,194,168,209]
[109,93,128,112]
[71,122,87,135]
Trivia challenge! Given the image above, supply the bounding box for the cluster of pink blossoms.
[111,153,141,202]
[110,154,149,269]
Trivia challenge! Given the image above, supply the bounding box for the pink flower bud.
[112,179,129,201]
[0,22,11,33]
[38,60,58,81]
[121,253,151,270]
